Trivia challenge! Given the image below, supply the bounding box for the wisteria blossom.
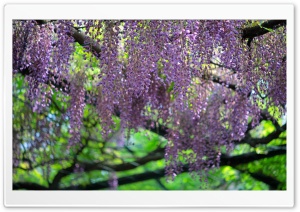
[13,20,286,179]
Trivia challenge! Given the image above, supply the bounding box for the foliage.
[12,20,286,190]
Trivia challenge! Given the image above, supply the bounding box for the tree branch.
[80,147,165,172]
[13,182,49,190]
[62,168,172,190]
[242,20,286,39]
[209,75,237,91]
[14,144,285,190]
[210,61,237,74]
[242,20,286,47]
[234,166,282,190]
[237,123,286,147]
[36,20,102,55]
[49,141,87,189]
[247,171,281,190]
[220,145,286,167]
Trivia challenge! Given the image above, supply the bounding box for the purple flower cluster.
[13,20,75,112]
[68,73,86,144]
[108,172,118,190]
[50,20,75,77]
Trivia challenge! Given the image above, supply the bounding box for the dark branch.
[49,142,87,189]
[147,121,168,137]
[210,76,237,91]
[242,20,286,47]
[234,167,282,190]
[220,145,286,167]
[248,172,281,190]
[13,182,49,190]
[61,168,173,190]
[237,122,286,147]
[82,147,165,172]
[245,124,286,147]
[71,28,102,54]
[210,61,237,74]
[35,20,102,55]
[155,179,168,190]
[19,68,70,93]
[242,20,286,40]
[49,166,74,190]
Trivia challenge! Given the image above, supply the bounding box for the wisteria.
[13,20,287,180]
[68,72,86,145]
